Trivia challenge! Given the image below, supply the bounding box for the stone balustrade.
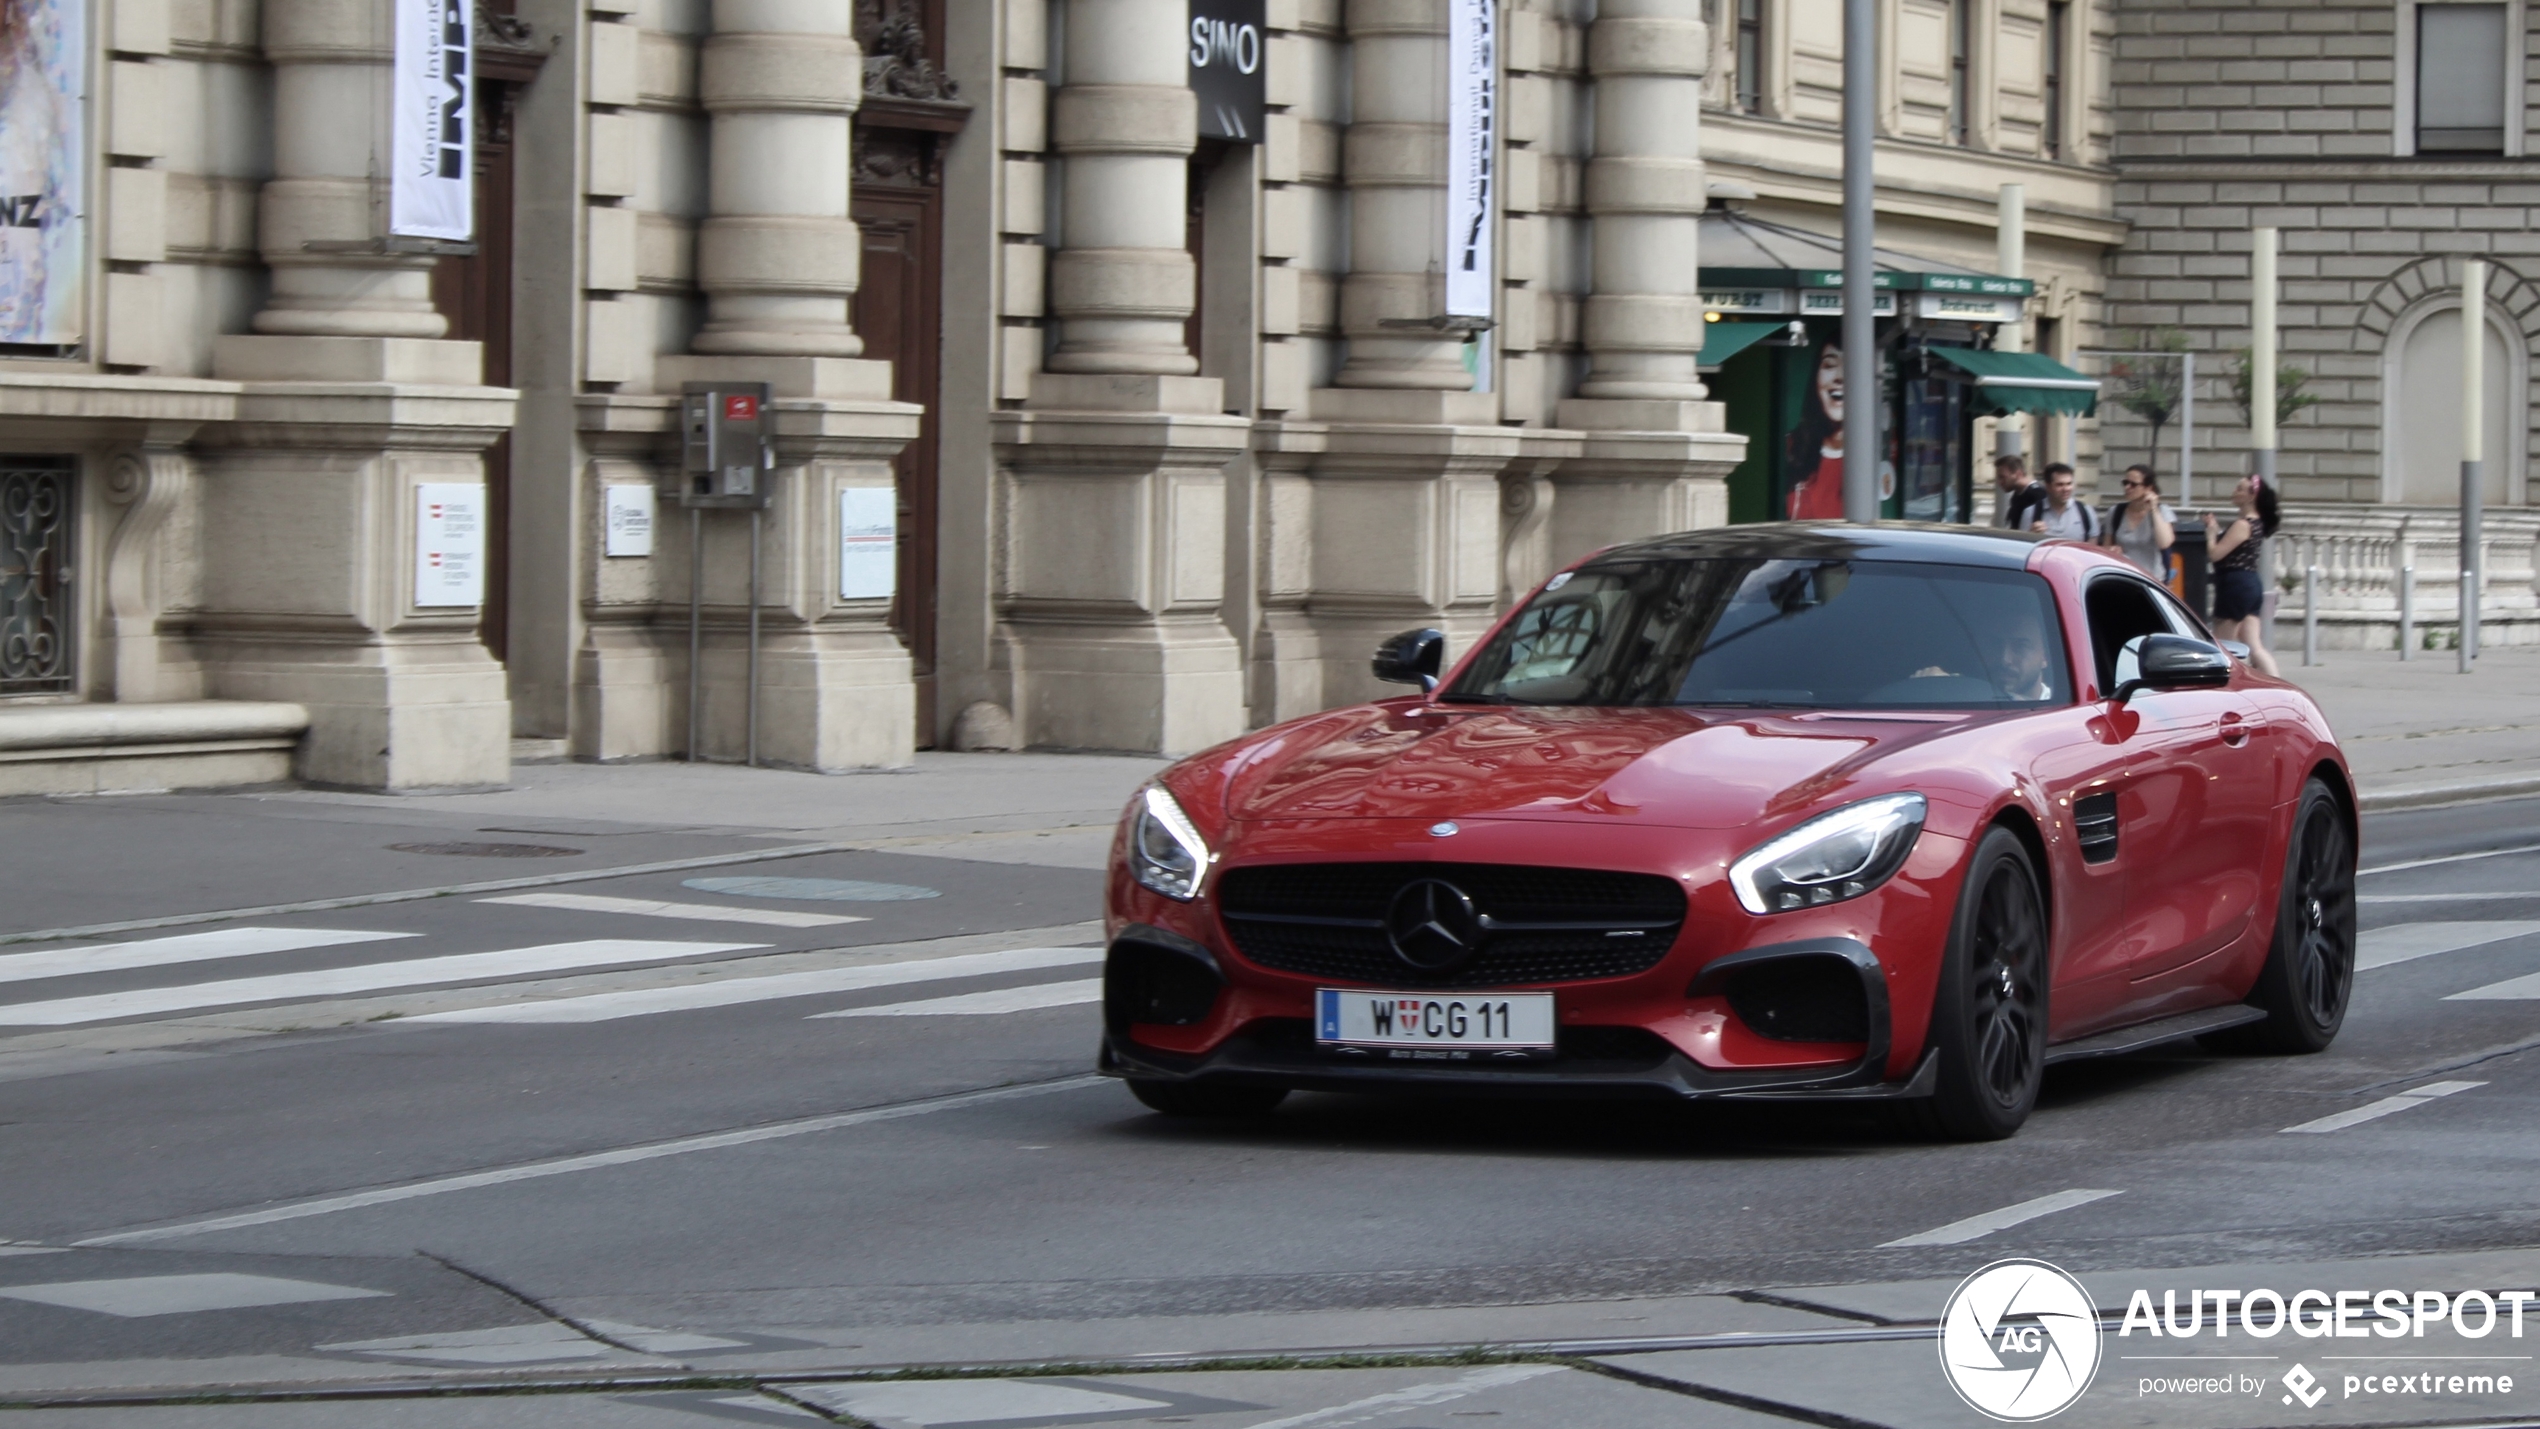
[2271,506,2540,650]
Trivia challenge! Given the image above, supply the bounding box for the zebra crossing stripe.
[0,928,418,987]
[409,945,1104,1024]
[0,940,763,1027]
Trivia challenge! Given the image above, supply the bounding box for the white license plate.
[1315,989,1556,1052]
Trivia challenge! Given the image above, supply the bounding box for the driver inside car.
[1988,622,2053,701]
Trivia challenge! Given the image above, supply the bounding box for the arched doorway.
[2386,301,2523,505]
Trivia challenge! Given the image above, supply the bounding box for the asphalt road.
[2,793,2538,1426]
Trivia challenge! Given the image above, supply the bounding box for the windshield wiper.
[1434,692,1509,704]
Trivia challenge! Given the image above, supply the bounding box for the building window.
[1949,0,1973,145]
[2418,3,2510,153]
[2043,2,2069,160]
[1736,0,1763,114]
[0,459,76,697]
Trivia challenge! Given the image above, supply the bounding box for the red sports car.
[1099,524,2358,1139]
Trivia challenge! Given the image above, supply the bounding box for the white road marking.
[0,839,879,947]
[2364,843,2540,877]
[1878,1188,2125,1248]
[1241,1364,1569,1429]
[0,927,416,987]
[2447,971,2540,1000]
[0,940,763,1026]
[318,1323,617,1364]
[795,1380,1173,1427]
[2360,892,2540,904]
[0,1273,389,1317]
[2357,921,2540,970]
[2281,1080,2485,1133]
[808,978,1101,1019]
[479,892,866,928]
[74,1075,1106,1246]
[411,946,1103,1024]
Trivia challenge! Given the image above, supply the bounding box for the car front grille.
[1215,862,1687,987]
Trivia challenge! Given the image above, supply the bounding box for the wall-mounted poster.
[0,0,86,344]
[838,487,896,601]
[391,0,472,240]
[415,483,486,607]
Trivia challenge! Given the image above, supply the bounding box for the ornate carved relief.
[102,447,193,703]
[853,128,941,189]
[856,0,958,102]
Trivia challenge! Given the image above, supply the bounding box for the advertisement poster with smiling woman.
[1784,341,1897,520]
[0,0,84,345]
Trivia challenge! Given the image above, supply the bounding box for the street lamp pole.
[1841,0,1879,523]
[2462,259,2485,673]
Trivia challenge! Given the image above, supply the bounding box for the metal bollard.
[2303,564,2320,667]
[2399,564,2415,661]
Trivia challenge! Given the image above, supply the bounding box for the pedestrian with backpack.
[2027,463,2098,542]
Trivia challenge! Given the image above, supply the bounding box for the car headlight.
[1729,793,1927,915]
[1128,786,1213,901]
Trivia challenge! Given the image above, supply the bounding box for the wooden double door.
[852,103,959,745]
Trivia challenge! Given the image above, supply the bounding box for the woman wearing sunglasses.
[2099,464,2176,578]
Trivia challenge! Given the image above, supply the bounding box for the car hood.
[1214,702,1976,830]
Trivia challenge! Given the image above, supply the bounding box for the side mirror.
[1372,628,1447,693]
[2113,633,2233,703]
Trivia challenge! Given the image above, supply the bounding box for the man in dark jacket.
[1992,455,2045,530]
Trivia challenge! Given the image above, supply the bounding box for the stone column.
[1333,0,1468,390]
[1550,0,1743,566]
[988,0,1248,756]
[1046,0,1196,373]
[1288,0,1504,707]
[201,0,515,791]
[692,0,865,356]
[245,0,444,341]
[1576,0,1706,401]
[644,0,920,769]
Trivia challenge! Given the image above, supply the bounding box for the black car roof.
[1585,521,2046,570]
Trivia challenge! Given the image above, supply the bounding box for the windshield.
[1446,558,2073,710]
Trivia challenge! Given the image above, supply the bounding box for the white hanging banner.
[391,0,473,241]
[1444,0,1496,318]
[414,483,486,607]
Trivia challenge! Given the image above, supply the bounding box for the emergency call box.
[677,381,776,509]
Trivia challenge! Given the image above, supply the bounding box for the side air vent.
[2074,792,2119,865]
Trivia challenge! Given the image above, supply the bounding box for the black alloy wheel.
[1127,1079,1290,1118]
[1915,826,2050,1141]
[2221,778,2357,1053]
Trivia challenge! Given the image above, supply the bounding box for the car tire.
[2213,778,2356,1054]
[1126,1079,1289,1118]
[1910,826,2050,1142]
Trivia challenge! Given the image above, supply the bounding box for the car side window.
[2083,576,2174,695]
[2151,586,2213,641]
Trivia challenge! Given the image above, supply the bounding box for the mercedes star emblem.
[1385,879,1483,971]
[1429,821,1460,837]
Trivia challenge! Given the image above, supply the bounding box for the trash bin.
[2170,521,2211,623]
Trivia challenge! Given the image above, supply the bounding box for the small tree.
[2106,328,2192,477]
[2230,347,2322,434]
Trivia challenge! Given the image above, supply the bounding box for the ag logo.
[1939,1259,2102,1421]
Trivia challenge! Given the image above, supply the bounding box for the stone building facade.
[2099,0,2540,645]
[7,0,2505,795]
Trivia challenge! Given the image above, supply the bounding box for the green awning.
[1699,321,1784,369]
[1928,347,2101,418]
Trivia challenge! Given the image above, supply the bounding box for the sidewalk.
[0,654,2525,939]
[2280,645,2540,810]
[8,1245,2539,1424]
